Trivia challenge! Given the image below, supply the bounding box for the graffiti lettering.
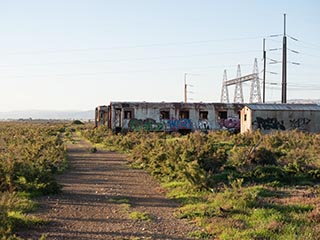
[128,118,194,132]
[163,119,193,131]
[290,118,311,130]
[219,118,240,132]
[198,120,210,130]
[253,117,286,131]
[128,118,164,132]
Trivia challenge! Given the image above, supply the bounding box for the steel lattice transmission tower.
[249,58,262,103]
[219,59,261,104]
[220,70,229,103]
[233,64,244,103]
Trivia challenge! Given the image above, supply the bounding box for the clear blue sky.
[0,1,320,111]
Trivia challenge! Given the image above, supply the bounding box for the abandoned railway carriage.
[241,104,320,134]
[95,102,243,133]
[95,105,109,127]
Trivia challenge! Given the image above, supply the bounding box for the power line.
[0,36,265,56]
[297,40,320,50]
[0,63,254,79]
[265,81,320,88]
[286,35,320,52]
[0,50,261,68]
[299,52,320,58]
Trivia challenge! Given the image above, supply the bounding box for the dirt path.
[19,136,199,240]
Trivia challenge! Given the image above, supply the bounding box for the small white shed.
[241,104,320,134]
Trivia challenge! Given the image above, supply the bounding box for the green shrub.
[250,165,285,183]
[0,122,67,238]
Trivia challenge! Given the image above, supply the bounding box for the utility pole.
[281,13,287,103]
[263,38,266,103]
[184,73,187,103]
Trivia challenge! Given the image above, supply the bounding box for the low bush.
[0,122,67,238]
[72,120,84,125]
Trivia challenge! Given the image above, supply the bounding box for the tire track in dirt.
[18,136,199,239]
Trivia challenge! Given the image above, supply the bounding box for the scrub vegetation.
[82,127,320,239]
[0,122,67,239]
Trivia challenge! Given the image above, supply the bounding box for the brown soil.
[18,136,199,240]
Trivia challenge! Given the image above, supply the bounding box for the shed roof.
[245,104,320,111]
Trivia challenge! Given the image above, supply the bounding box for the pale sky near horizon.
[0,1,320,111]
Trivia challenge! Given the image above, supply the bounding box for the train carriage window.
[179,110,189,119]
[199,111,208,120]
[124,110,133,119]
[218,111,227,119]
[160,110,170,120]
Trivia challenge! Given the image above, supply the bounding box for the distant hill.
[286,99,320,104]
[266,99,320,104]
[0,110,95,120]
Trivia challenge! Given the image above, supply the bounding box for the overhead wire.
[0,36,265,56]
[1,33,319,97]
[0,49,261,68]
[0,62,255,79]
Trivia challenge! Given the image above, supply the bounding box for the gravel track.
[18,136,199,240]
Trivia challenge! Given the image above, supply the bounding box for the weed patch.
[129,211,153,222]
[108,196,130,204]
[0,122,68,238]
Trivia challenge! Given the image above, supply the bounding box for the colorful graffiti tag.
[164,119,193,131]
[219,118,240,132]
[128,118,163,131]
[128,118,194,132]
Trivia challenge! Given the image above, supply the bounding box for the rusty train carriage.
[95,105,109,127]
[95,102,243,133]
[96,102,320,134]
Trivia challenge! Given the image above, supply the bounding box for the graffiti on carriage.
[198,120,210,130]
[128,118,163,131]
[128,118,194,132]
[165,119,193,131]
[219,118,240,132]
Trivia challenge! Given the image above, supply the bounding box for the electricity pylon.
[249,58,262,103]
[220,59,261,103]
[233,64,244,103]
[220,70,229,103]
